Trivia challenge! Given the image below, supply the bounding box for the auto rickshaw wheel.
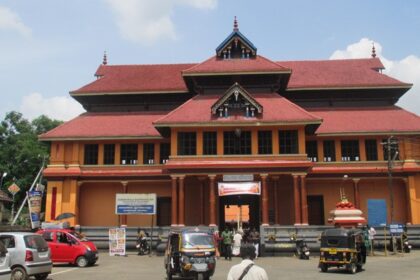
[320,263,328,272]
[348,263,357,274]
[356,264,363,272]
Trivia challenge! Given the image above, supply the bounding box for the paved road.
[47,250,420,280]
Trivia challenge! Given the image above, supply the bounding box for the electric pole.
[382,136,399,224]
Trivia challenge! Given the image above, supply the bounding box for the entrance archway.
[218,194,260,230]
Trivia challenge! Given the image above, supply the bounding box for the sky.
[1,0,420,121]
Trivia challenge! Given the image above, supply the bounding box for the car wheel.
[34,273,49,280]
[11,267,28,280]
[348,263,357,274]
[320,263,328,273]
[76,256,89,267]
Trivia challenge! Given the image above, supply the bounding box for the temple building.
[40,19,420,229]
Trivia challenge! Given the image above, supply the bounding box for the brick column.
[272,176,279,224]
[403,178,412,224]
[300,175,308,225]
[293,174,301,225]
[353,178,361,209]
[171,176,178,226]
[209,175,217,227]
[121,181,128,226]
[261,174,269,226]
[178,176,185,226]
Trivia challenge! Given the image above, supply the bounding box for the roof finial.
[371,42,376,58]
[103,51,108,65]
[233,16,239,31]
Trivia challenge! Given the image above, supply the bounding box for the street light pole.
[0,172,7,190]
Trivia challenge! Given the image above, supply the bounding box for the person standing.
[222,227,233,260]
[368,225,376,256]
[249,228,260,258]
[232,229,243,256]
[227,243,268,280]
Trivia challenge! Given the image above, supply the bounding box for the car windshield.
[24,235,49,252]
[69,232,89,242]
[182,233,214,249]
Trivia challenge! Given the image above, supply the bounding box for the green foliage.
[0,111,63,209]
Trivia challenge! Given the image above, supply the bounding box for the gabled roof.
[71,63,194,95]
[281,58,411,90]
[182,55,291,76]
[39,112,166,140]
[309,106,420,136]
[211,83,263,114]
[155,93,321,126]
[0,190,12,202]
[215,29,257,56]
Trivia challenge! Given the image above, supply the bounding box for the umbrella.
[55,212,76,221]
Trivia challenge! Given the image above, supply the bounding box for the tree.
[0,111,62,209]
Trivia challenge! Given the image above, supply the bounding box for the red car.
[37,229,98,267]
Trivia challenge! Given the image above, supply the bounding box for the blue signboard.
[115,193,156,215]
[389,224,404,234]
[367,199,387,226]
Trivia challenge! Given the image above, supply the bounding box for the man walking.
[227,243,268,280]
[249,228,260,258]
[222,227,233,260]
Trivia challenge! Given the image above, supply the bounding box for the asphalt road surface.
[47,250,420,280]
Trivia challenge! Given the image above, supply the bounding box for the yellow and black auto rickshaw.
[319,228,366,274]
[164,228,216,280]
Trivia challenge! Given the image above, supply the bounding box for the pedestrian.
[368,225,376,256]
[227,243,268,280]
[222,227,233,260]
[232,229,243,256]
[249,228,260,258]
[213,230,221,258]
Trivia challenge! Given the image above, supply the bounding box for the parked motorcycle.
[136,234,151,255]
[390,233,412,253]
[290,234,310,260]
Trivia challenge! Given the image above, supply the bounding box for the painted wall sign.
[115,193,156,215]
[218,182,261,196]
[223,174,254,182]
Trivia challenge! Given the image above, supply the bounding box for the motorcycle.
[290,234,310,260]
[136,235,151,255]
[390,233,412,253]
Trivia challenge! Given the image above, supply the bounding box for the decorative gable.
[215,17,257,60]
[211,83,263,118]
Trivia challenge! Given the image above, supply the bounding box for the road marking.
[50,268,79,276]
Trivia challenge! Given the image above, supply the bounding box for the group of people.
[213,226,261,261]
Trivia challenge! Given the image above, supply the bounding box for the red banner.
[218,182,261,196]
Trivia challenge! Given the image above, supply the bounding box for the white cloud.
[105,0,217,45]
[0,6,31,37]
[330,38,420,115]
[20,93,85,121]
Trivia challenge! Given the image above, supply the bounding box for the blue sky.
[1,0,420,120]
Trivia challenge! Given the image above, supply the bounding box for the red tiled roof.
[71,63,195,94]
[182,55,290,75]
[280,58,411,89]
[39,112,166,140]
[155,93,321,125]
[308,106,420,135]
[71,58,410,95]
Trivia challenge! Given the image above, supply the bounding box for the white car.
[0,240,11,280]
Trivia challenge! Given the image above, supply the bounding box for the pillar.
[293,175,301,225]
[121,181,128,226]
[178,176,185,226]
[198,177,206,224]
[271,176,279,224]
[261,174,269,226]
[403,178,412,224]
[209,175,217,227]
[353,178,361,209]
[300,175,308,225]
[171,176,178,226]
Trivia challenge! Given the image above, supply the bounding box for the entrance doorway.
[219,195,260,230]
[308,195,325,225]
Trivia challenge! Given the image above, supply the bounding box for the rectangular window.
[258,131,272,154]
[84,144,98,165]
[365,139,378,161]
[279,130,298,154]
[160,143,170,164]
[306,140,318,162]
[203,131,217,155]
[104,144,115,165]
[341,140,360,161]
[120,143,138,164]
[143,143,155,164]
[178,132,196,155]
[323,140,336,162]
[382,138,400,161]
[224,130,251,155]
